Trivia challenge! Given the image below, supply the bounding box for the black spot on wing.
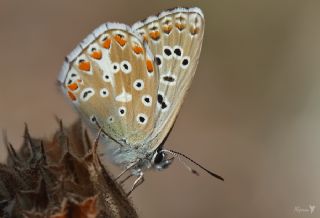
[163,76,175,82]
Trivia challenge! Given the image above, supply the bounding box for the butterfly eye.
[133,79,144,91]
[153,152,164,165]
[120,61,132,74]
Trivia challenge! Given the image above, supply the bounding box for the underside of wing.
[132,7,205,149]
[58,23,159,147]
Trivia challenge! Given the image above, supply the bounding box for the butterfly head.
[151,148,174,171]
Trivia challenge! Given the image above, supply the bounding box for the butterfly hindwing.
[132,7,205,149]
[59,23,159,147]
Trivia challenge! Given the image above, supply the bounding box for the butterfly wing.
[132,7,205,149]
[58,23,159,152]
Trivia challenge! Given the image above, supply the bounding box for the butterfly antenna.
[163,149,224,181]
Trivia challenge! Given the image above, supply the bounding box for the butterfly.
[58,7,223,195]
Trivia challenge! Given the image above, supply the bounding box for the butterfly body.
[58,7,213,192]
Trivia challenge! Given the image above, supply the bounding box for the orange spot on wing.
[149,31,160,40]
[190,27,200,35]
[103,38,112,49]
[90,50,102,60]
[175,23,185,31]
[133,46,143,54]
[146,60,154,72]
[68,83,78,91]
[67,91,77,101]
[78,61,91,71]
[143,35,148,42]
[163,26,173,34]
[114,35,127,46]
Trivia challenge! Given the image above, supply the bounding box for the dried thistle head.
[0,119,138,218]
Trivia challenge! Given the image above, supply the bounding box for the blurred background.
[1,0,320,217]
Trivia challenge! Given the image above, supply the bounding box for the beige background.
[1,0,320,217]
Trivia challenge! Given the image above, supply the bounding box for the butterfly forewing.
[59,24,159,146]
[132,8,205,149]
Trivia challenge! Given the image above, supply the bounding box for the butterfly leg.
[115,161,137,181]
[119,173,133,185]
[127,172,144,196]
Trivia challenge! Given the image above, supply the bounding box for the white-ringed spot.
[66,71,80,87]
[113,31,127,47]
[161,73,177,86]
[80,88,95,102]
[120,61,132,74]
[103,72,112,82]
[118,106,126,117]
[180,56,190,69]
[111,63,120,74]
[88,44,102,60]
[173,46,183,59]
[90,115,97,124]
[136,113,148,125]
[100,33,112,49]
[155,55,163,68]
[142,95,152,107]
[163,46,173,59]
[107,116,114,124]
[100,88,109,97]
[133,79,144,91]
[76,55,92,74]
